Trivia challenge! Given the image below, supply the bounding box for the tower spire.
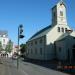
[60,0,63,2]
[60,0,64,5]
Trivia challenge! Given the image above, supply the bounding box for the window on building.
[73,37,75,39]
[60,11,63,16]
[61,28,64,32]
[31,42,33,46]
[3,44,6,48]
[28,43,29,46]
[31,49,33,54]
[54,12,56,17]
[58,27,60,32]
[27,49,29,54]
[73,44,75,48]
[3,39,5,43]
[3,35,6,37]
[1,35,3,37]
[65,28,67,32]
[40,48,42,55]
[35,41,37,45]
[59,47,61,52]
[35,48,37,54]
[39,38,43,44]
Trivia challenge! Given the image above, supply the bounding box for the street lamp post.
[17,24,24,69]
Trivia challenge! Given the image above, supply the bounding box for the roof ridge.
[28,25,52,41]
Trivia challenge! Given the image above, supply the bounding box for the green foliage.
[0,41,3,51]
[5,40,13,53]
[20,44,26,54]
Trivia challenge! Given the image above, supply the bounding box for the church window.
[59,47,61,52]
[31,49,33,54]
[61,28,64,32]
[35,48,37,54]
[40,48,42,55]
[31,42,33,46]
[73,37,75,39]
[73,45,75,48]
[27,49,29,54]
[40,38,43,43]
[35,41,37,45]
[54,12,56,17]
[58,27,60,32]
[60,11,63,16]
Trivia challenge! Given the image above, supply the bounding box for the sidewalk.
[0,58,25,75]
[0,58,71,75]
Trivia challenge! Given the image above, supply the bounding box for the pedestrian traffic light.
[19,25,24,38]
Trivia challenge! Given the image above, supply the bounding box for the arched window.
[58,27,60,32]
[61,28,64,32]
[60,11,63,16]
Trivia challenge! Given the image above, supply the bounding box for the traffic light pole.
[17,24,24,69]
[17,26,20,69]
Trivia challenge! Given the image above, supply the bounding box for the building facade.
[0,31,9,49]
[26,1,75,60]
[0,31,14,57]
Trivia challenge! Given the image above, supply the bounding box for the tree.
[20,44,26,54]
[0,41,3,52]
[5,40,13,53]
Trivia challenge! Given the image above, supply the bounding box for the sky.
[0,0,75,45]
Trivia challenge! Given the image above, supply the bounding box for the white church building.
[26,1,75,61]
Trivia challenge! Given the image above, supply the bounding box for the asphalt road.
[0,57,70,75]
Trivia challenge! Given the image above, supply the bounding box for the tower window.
[58,27,60,32]
[60,11,63,16]
[61,28,64,32]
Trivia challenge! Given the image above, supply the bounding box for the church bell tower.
[52,0,67,26]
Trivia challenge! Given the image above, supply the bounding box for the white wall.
[26,35,46,60]
[46,25,71,60]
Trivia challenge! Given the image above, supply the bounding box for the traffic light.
[19,25,24,38]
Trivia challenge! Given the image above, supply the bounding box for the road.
[0,57,70,75]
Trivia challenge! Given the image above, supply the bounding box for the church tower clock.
[52,0,67,26]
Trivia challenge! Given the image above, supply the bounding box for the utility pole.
[17,24,24,69]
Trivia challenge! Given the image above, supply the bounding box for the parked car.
[12,55,18,60]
